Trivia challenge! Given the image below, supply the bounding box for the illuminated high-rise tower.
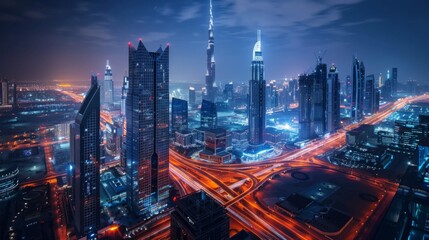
[125,40,170,216]
[326,65,341,132]
[70,74,100,240]
[104,60,114,104]
[121,75,129,116]
[248,30,266,145]
[312,57,327,135]
[204,0,216,102]
[351,57,365,122]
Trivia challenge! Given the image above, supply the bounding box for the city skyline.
[1,0,428,85]
[1,1,429,239]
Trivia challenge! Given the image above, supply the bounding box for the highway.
[57,88,429,239]
[169,94,429,240]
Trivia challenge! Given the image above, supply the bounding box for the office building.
[312,57,327,135]
[204,0,216,102]
[346,124,374,146]
[392,67,398,95]
[382,78,392,99]
[299,74,314,140]
[199,128,232,163]
[189,87,196,108]
[393,120,428,153]
[105,120,122,156]
[70,74,100,239]
[326,64,341,132]
[1,79,8,105]
[172,98,188,134]
[125,40,170,216]
[223,82,234,108]
[174,130,196,148]
[248,30,266,146]
[351,57,365,121]
[0,164,19,201]
[201,99,217,129]
[364,74,377,115]
[103,60,114,104]
[121,75,129,116]
[171,191,229,240]
[345,75,352,107]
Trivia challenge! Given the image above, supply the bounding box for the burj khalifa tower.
[204,0,216,102]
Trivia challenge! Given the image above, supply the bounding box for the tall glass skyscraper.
[299,74,314,140]
[351,57,365,122]
[312,58,327,136]
[248,30,266,146]
[326,65,341,132]
[125,40,170,216]
[364,74,376,115]
[171,97,188,134]
[104,60,114,104]
[204,0,216,102]
[201,99,217,129]
[70,74,100,240]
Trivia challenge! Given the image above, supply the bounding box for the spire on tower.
[209,0,213,30]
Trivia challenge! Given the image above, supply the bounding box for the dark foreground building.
[70,74,101,239]
[170,191,229,240]
[125,40,170,216]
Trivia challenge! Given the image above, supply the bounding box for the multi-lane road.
[57,88,429,239]
[169,94,429,239]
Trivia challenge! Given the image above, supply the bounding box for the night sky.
[1,0,428,86]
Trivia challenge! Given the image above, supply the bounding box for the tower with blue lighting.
[248,30,266,146]
[125,40,170,216]
[204,0,216,102]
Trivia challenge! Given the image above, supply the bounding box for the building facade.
[70,74,100,239]
[125,40,170,216]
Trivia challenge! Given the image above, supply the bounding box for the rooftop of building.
[174,190,226,221]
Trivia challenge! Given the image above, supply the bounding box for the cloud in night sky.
[177,3,203,22]
[0,0,428,87]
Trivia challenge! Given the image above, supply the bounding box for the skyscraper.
[312,57,327,135]
[392,67,398,96]
[171,98,188,134]
[223,82,233,108]
[189,87,196,108]
[1,79,8,106]
[299,74,314,140]
[364,74,376,115]
[126,40,170,216]
[204,0,216,102]
[345,75,352,107]
[248,30,266,146]
[70,74,100,240]
[170,191,230,240]
[201,99,217,129]
[121,75,129,116]
[104,60,114,104]
[326,64,341,132]
[351,57,365,122]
